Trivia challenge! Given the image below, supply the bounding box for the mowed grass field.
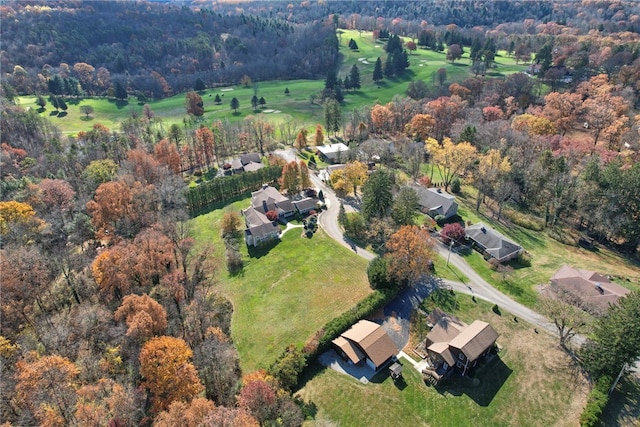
[189,198,371,372]
[17,30,529,136]
[298,295,588,427]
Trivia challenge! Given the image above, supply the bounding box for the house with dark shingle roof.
[316,143,350,164]
[424,313,499,376]
[413,186,459,219]
[465,223,523,262]
[292,197,317,215]
[550,265,631,314]
[242,207,280,247]
[332,320,399,371]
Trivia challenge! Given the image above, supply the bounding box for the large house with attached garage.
[250,184,295,218]
[465,222,523,263]
[332,320,399,371]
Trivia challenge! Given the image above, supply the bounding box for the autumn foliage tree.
[16,353,80,426]
[406,113,435,141]
[114,294,168,342]
[425,137,477,192]
[153,397,215,427]
[75,378,140,427]
[185,91,204,116]
[236,378,278,425]
[139,336,204,415]
[385,225,435,286]
[440,222,466,245]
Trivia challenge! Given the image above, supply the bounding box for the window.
[458,352,465,360]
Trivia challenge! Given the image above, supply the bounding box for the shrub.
[579,376,612,427]
[488,257,501,271]
[492,304,501,315]
[450,177,461,193]
[503,209,544,231]
[440,222,466,245]
[418,176,432,187]
[265,210,279,222]
[343,212,366,240]
[268,344,307,391]
[434,214,446,227]
[367,256,398,290]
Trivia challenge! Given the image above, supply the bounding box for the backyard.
[298,294,589,427]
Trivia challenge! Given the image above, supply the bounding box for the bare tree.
[538,296,590,350]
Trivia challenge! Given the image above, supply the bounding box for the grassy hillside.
[189,198,371,372]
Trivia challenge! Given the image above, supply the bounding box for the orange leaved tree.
[139,336,204,415]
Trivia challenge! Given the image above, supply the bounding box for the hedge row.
[186,165,283,214]
[579,376,612,427]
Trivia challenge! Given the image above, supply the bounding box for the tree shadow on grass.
[435,356,512,407]
[57,111,68,118]
[80,116,94,122]
[49,111,59,116]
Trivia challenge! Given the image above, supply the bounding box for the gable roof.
[242,207,279,239]
[427,341,456,367]
[332,336,365,365]
[336,320,398,368]
[550,265,631,313]
[316,143,350,161]
[240,152,262,166]
[465,223,522,261]
[251,185,293,214]
[448,320,499,361]
[413,186,457,215]
[292,197,317,212]
[426,314,467,345]
[242,161,264,172]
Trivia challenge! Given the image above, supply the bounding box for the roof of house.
[413,186,457,213]
[465,223,522,261]
[242,207,279,239]
[240,152,262,166]
[550,265,631,313]
[292,197,317,212]
[251,185,293,214]
[333,336,365,365]
[426,314,468,346]
[316,143,350,160]
[336,320,398,368]
[231,158,244,170]
[243,161,264,172]
[448,320,499,361]
[427,341,456,367]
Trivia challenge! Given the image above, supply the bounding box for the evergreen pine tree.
[373,57,384,82]
[349,64,361,90]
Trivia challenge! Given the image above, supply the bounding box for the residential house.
[332,320,399,371]
[550,265,631,314]
[424,312,499,377]
[414,186,459,219]
[250,185,295,218]
[292,197,317,215]
[231,152,263,173]
[465,223,523,263]
[316,143,350,164]
[242,207,280,247]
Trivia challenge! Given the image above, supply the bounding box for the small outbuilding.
[332,320,399,371]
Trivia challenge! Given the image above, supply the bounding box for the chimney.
[481,226,486,233]
[262,200,268,213]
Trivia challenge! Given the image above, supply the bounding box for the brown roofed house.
[332,320,399,371]
[424,313,498,377]
[550,265,631,314]
[242,207,280,247]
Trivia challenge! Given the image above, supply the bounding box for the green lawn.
[189,199,371,372]
[299,296,588,426]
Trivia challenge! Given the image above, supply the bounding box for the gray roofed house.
[292,197,317,214]
[465,223,523,262]
[251,185,294,218]
[242,207,280,247]
[242,161,264,172]
[316,143,350,164]
[240,152,262,165]
[550,264,631,314]
[413,186,459,219]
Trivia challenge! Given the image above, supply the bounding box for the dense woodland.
[1,1,640,426]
